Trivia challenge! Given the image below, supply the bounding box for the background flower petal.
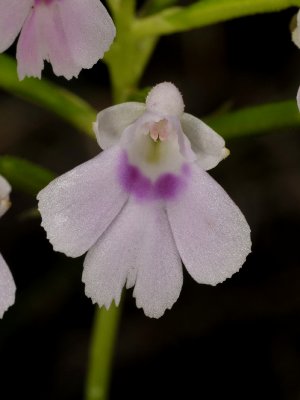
[297,85,300,111]
[37,2,81,79]
[16,7,45,80]
[180,112,227,170]
[0,175,11,218]
[292,10,300,48]
[37,146,128,258]
[94,102,145,149]
[0,253,16,319]
[57,0,116,70]
[0,0,33,53]
[167,165,251,286]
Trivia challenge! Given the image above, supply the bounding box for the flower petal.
[82,200,143,309]
[133,204,183,318]
[94,102,145,149]
[57,0,115,70]
[0,175,11,218]
[37,2,81,79]
[180,113,227,170]
[17,6,45,80]
[82,199,182,317]
[37,146,128,258]
[292,11,300,49]
[0,0,33,53]
[0,253,16,318]
[167,165,251,285]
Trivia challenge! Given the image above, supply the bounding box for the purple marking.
[118,151,189,201]
[154,173,183,199]
[119,161,152,200]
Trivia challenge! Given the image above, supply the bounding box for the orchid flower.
[0,0,116,80]
[0,175,16,318]
[38,82,251,318]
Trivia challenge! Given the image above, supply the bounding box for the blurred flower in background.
[0,175,16,318]
[0,0,116,80]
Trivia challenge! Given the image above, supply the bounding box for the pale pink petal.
[16,7,45,80]
[133,204,183,318]
[82,200,144,309]
[37,146,128,258]
[37,2,80,79]
[180,113,228,170]
[17,1,81,79]
[82,200,183,318]
[0,0,33,52]
[167,165,251,285]
[169,115,197,162]
[57,0,116,70]
[0,253,16,318]
[292,10,300,49]
[297,85,300,111]
[0,175,11,218]
[94,102,145,150]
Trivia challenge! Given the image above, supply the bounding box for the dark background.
[0,5,300,400]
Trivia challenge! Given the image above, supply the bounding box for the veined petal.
[0,253,16,318]
[37,146,128,258]
[167,165,251,286]
[17,6,45,80]
[94,102,145,150]
[133,203,183,318]
[82,199,183,318]
[0,175,11,218]
[38,1,81,79]
[82,200,143,309]
[0,0,33,53]
[180,113,227,170]
[57,0,115,70]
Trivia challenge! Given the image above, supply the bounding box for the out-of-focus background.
[0,6,300,400]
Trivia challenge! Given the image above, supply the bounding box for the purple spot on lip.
[154,173,183,199]
[118,151,189,201]
[118,153,152,200]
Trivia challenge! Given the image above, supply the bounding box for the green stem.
[85,303,122,400]
[0,55,298,139]
[0,55,96,137]
[205,100,300,139]
[0,156,55,196]
[104,0,158,102]
[84,3,141,398]
[133,0,300,37]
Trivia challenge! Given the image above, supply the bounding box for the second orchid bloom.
[0,0,116,80]
[0,176,16,318]
[38,82,251,318]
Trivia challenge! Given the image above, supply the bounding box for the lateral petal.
[37,146,128,257]
[0,0,33,53]
[181,113,227,170]
[57,0,115,70]
[167,165,251,285]
[94,102,145,149]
